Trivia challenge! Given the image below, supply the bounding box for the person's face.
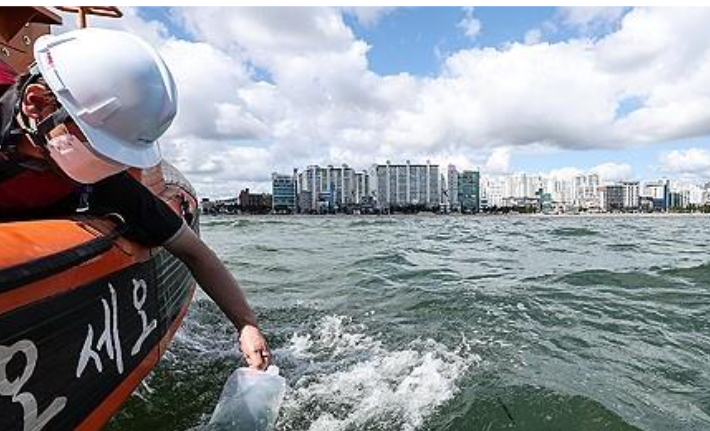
[21,82,127,183]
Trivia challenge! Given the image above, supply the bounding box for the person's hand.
[239,324,271,370]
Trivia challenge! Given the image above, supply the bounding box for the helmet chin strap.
[29,106,70,147]
[10,63,70,149]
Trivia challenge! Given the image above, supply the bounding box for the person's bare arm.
[164,225,271,369]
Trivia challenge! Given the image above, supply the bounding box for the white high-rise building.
[672,181,705,206]
[354,171,369,204]
[447,165,459,210]
[481,175,506,208]
[298,164,357,211]
[543,177,573,205]
[572,173,601,209]
[503,173,544,199]
[621,181,640,209]
[369,160,440,210]
[643,180,668,200]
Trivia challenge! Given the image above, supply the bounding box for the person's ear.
[21,83,54,120]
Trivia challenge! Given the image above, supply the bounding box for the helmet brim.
[73,117,163,169]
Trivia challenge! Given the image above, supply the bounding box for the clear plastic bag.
[208,366,286,431]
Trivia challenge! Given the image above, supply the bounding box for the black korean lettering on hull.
[0,253,192,431]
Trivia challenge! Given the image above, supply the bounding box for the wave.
[606,243,640,252]
[353,252,416,269]
[200,217,300,229]
[197,217,239,227]
[348,218,399,228]
[550,227,600,237]
[275,315,480,431]
[659,261,710,284]
[440,385,645,431]
[557,269,669,289]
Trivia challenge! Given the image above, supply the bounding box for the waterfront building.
[668,191,685,209]
[508,173,544,199]
[440,173,448,211]
[239,188,271,213]
[671,181,706,207]
[600,185,625,212]
[573,174,601,210]
[539,191,554,213]
[481,175,506,208]
[201,198,216,214]
[200,197,239,214]
[297,164,357,212]
[639,196,655,212]
[642,180,670,211]
[354,171,370,205]
[297,165,323,211]
[297,190,313,213]
[543,177,574,208]
[459,170,481,213]
[621,181,640,210]
[271,172,296,213]
[369,160,440,210]
[599,182,639,212]
[447,165,460,211]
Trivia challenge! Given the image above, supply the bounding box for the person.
[0,28,272,370]
[0,59,15,97]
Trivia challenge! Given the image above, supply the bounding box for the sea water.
[107,215,710,431]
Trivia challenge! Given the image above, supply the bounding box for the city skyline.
[63,7,710,197]
[203,158,710,199]
[201,160,709,214]
[201,159,709,215]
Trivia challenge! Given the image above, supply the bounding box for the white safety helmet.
[33,28,177,170]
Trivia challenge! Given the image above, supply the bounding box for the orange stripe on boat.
[0,220,151,315]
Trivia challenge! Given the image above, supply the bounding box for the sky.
[56,7,710,197]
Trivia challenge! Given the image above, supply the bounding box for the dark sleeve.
[90,172,185,247]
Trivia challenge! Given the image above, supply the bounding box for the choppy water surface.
[108,215,710,431]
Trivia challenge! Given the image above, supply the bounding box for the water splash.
[277,316,480,431]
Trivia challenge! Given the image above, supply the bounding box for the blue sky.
[101,7,710,195]
[344,7,559,76]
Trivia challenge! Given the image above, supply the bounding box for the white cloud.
[658,148,710,175]
[546,167,584,181]
[558,7,627,35]
[158,39,261,141]
[408,7,710,150]
[341,7,396,27]
[523,28,542,45]
[458,7,482,41]
[176,7,357,65]
[590,162,633,182]
[54,7,710,196]
[483,148,511,174]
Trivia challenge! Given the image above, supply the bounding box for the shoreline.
[201,212,710,218]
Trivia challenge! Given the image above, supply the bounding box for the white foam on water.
[278,315,480,431]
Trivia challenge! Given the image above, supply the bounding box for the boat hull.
[0,164,199,431]
[0,248,195,431]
